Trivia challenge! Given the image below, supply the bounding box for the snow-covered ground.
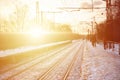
[81,41,120,80]
[106,43,120,55]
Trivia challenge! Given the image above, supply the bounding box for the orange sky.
[0,0,106,34]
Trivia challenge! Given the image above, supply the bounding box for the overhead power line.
[58,7,106,10]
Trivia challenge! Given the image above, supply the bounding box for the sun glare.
[28,26,48,38]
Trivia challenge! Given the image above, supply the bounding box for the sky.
[0,0,106,34]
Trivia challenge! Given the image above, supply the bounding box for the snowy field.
[100,42,120,55]
[81,41,120,80]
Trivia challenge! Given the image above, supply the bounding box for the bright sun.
[27,26,48,38]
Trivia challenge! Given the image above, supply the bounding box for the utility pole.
[36,1,40,25]
[91,0,94,12]
[91,0,94,35]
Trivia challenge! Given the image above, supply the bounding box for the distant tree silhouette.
[60,24,72,32]
[48,22,72,33]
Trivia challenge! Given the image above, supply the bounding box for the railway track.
[0,40,84,80]
[37,41,84,80]
[0,43,73,80]
[0,44,69,74]
[63,44,83,80]
[37,43,81,80]
[0,41,71,73]
[64,42,84,80]
[8,42,79,80]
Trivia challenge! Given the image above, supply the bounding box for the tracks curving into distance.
[0,40,85,80]
[37,41,85,80]
[9,42,78,80]
[0,43,72,80]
